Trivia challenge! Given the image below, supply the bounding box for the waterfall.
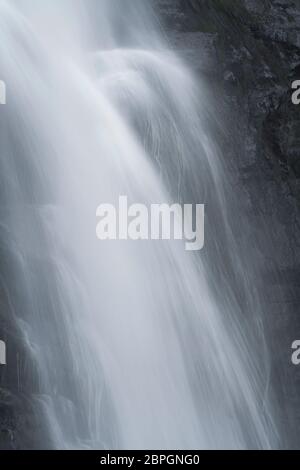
[0,0,277,449]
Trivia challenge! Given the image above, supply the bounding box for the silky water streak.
[0,0,277,449]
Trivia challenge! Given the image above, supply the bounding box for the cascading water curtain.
[0,0,278,449]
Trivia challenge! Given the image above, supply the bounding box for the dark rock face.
[157,0,300,448]
[0,388,45,450]
[0,227,50,449]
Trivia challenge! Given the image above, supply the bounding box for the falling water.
[0,0,278,449]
